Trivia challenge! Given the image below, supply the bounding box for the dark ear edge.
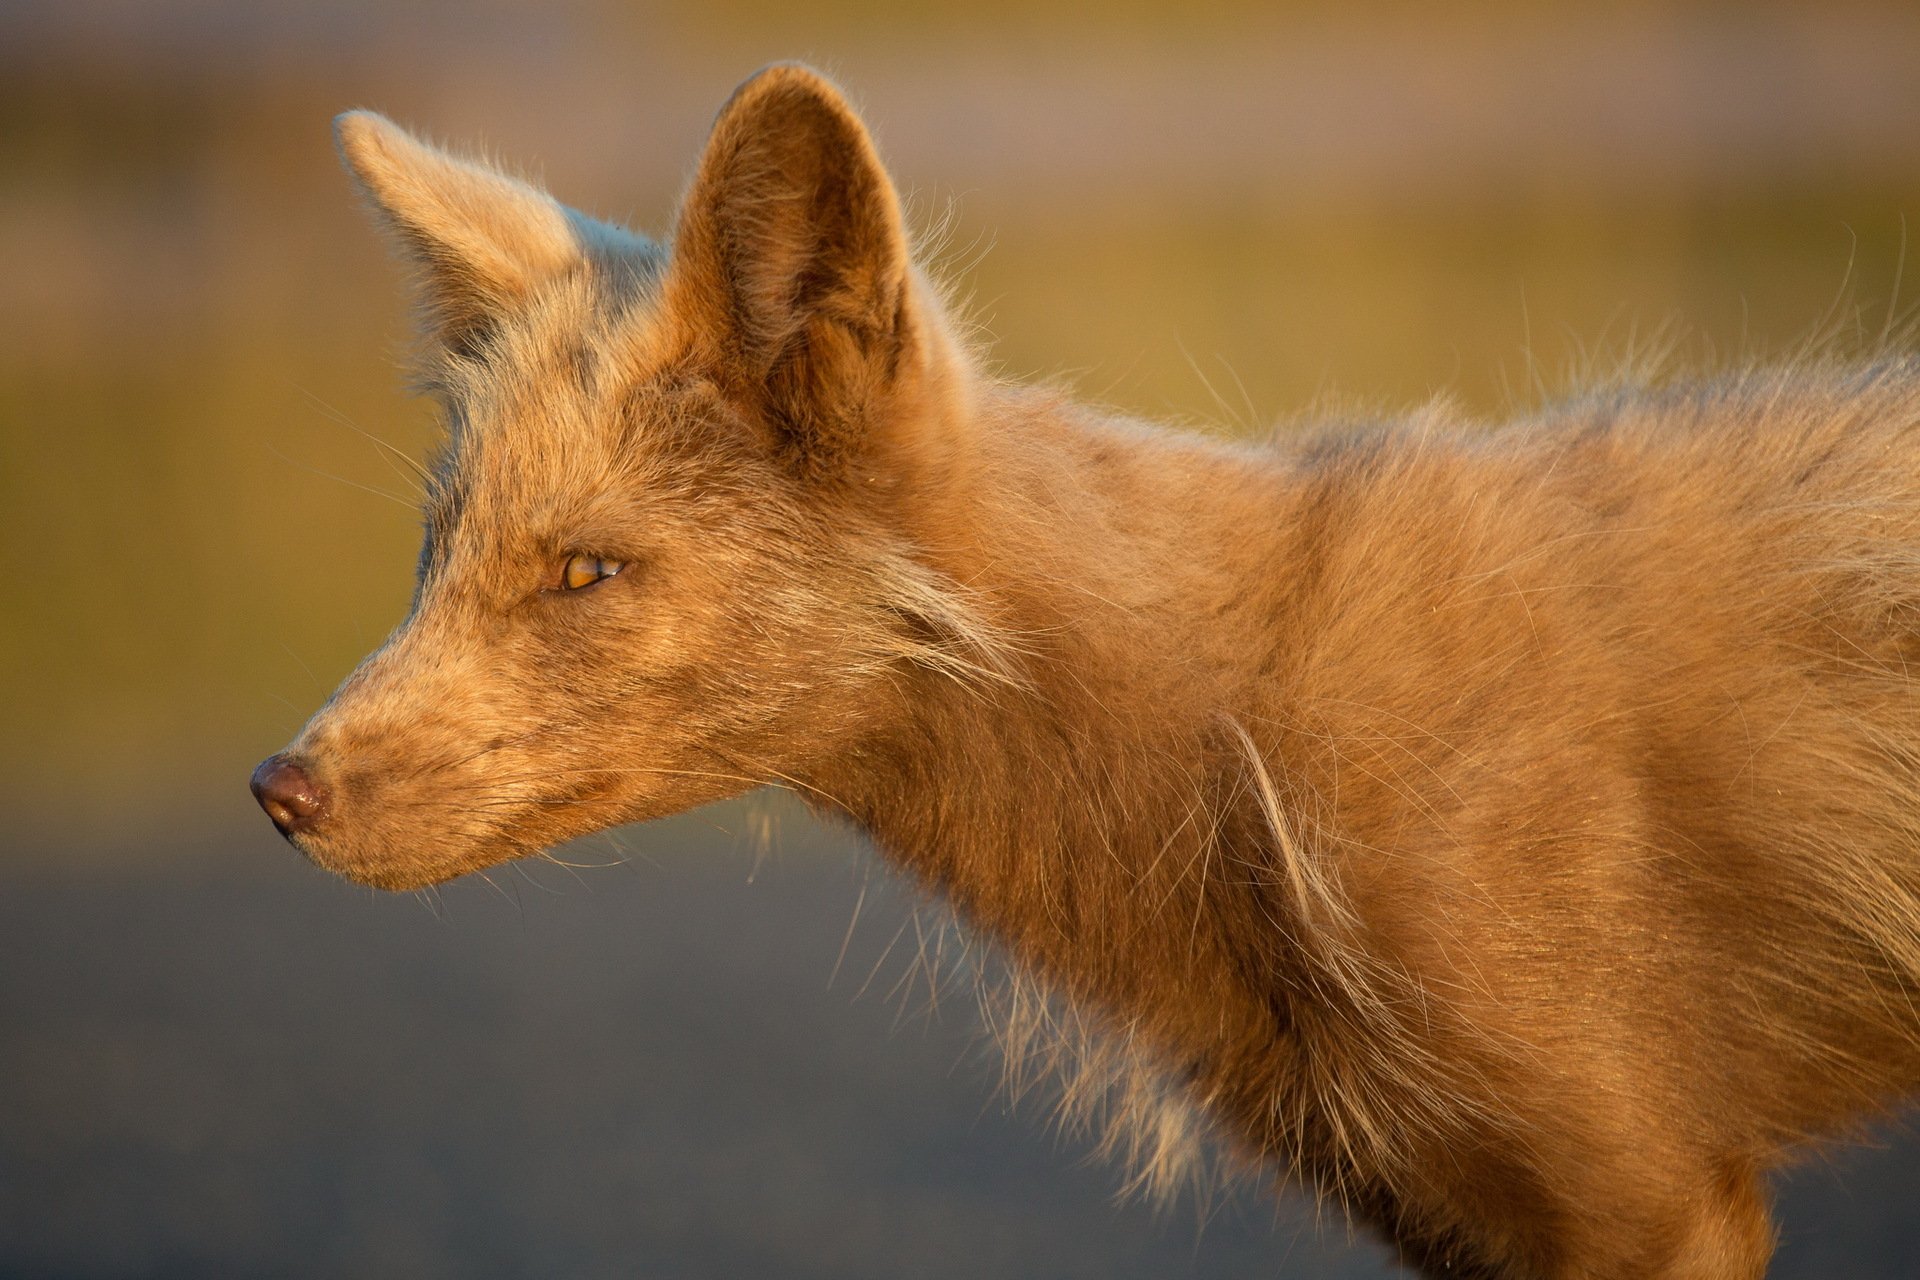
[666,65,928,471]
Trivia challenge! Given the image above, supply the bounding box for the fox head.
[251,65,997,889]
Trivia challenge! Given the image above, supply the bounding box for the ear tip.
[750,60,837,87]
[333,110,412,171]
[334,109,384,144]
[728,61,855,115]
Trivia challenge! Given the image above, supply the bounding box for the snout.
[250,753,329,838]
[244,741,517,889]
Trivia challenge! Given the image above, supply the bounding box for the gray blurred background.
[4,1,1920,1274]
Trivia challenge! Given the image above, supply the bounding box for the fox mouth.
[303,846,483,892]
[247,750,483,888]
[249,749,631,890]
[273,819,527,892]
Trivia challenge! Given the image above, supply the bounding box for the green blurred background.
[6,2,1920,1276]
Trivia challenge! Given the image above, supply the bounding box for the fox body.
[252,65,1920,1278]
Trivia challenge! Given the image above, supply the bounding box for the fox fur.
[258,63,1920,1278]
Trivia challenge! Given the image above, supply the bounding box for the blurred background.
[5,0,1920,1275]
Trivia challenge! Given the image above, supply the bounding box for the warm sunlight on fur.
[251,62,1920,1279]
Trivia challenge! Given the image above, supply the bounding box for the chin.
[291,831,522,892]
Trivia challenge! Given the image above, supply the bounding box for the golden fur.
[258,65,1920,1277]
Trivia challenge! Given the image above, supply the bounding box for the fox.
[248,62,1920,1278]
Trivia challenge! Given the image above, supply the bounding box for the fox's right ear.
[334,111,656,359]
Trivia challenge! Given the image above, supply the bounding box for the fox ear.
[667,65,932,474]
[335,111,655,359]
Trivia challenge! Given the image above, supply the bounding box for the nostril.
[250,753,329,837]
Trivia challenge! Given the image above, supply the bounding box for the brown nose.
[250,754,328,837]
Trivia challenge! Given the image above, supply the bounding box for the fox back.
[251,65,1920,1279]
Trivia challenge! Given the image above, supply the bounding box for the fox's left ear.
[335,112,656,359]
[668,65,948,477]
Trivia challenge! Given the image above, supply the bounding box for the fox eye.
[559,554,623,591]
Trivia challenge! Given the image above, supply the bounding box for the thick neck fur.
[825,385,1276,936]
[811,385,1410,1196]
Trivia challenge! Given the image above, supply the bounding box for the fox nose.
[250,754,328,837]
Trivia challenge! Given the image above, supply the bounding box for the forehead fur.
[420,270,659,542]
[415,258,804,583]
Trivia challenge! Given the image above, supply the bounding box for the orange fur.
[255,65,1920,1277]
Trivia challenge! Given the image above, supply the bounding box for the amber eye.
[559,554,623,591]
